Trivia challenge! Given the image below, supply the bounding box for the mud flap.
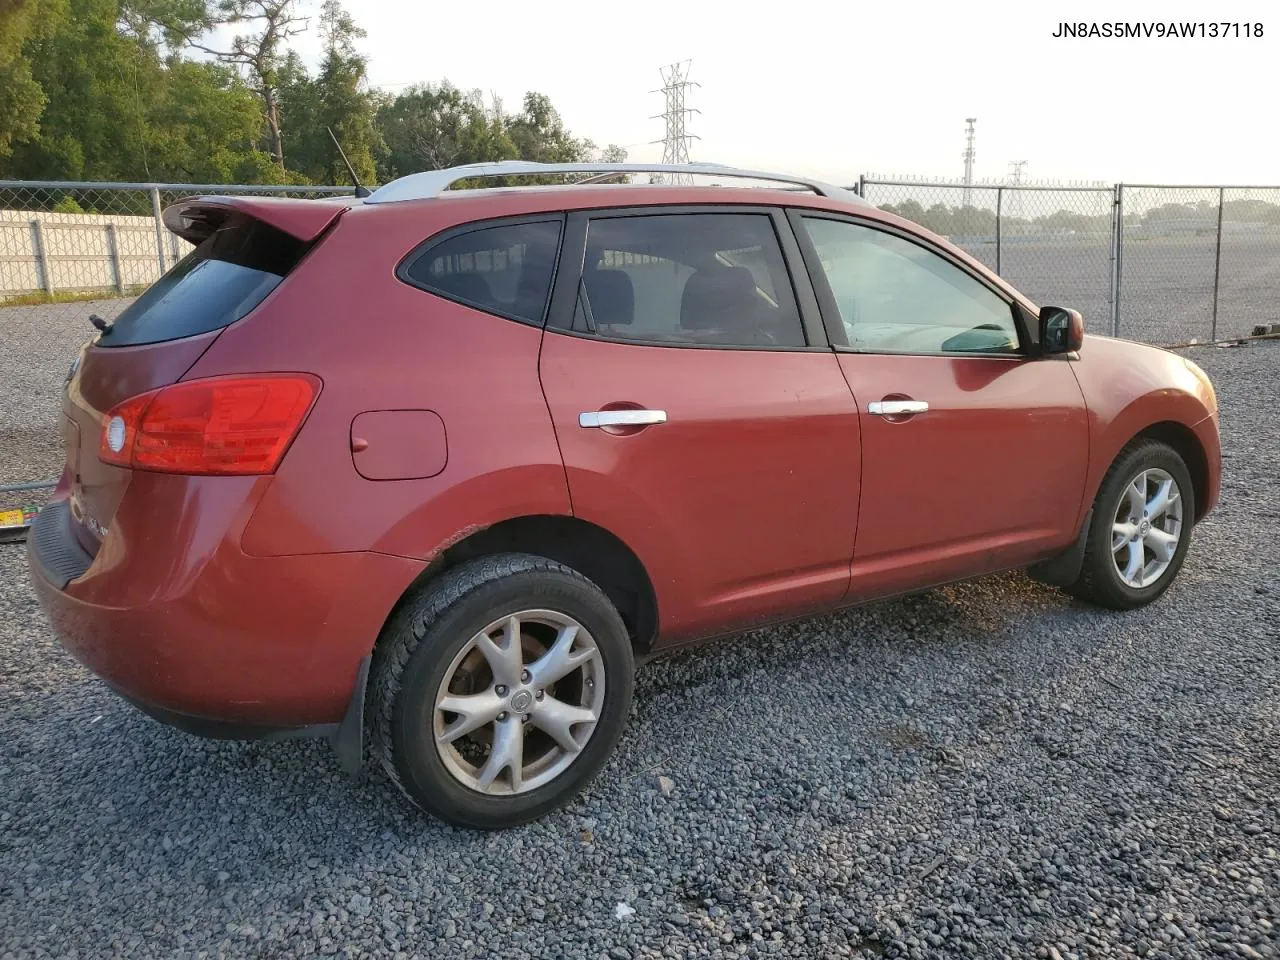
[331,655,371,775]
[1027,507,1093,588]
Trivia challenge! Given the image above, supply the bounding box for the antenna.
[651,61,701,185]
[962,118,977,206]
[327,126,372,198]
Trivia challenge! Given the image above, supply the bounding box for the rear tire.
[369,553,634,830]
[1066,440,1195,610]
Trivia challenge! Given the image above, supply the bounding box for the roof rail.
[364,161,866,205]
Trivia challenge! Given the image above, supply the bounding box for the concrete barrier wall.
[0,210,195,297]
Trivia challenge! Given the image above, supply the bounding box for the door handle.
[579,409,668,428]
[867,400,929,416]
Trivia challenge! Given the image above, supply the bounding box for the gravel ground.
[0,307,1277,959]
[0,299,132,494]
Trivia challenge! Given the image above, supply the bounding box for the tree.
[274,48,321,172]
[182,0,308,170]
[0,0,63,158]
[147,58,276,182]
[376,82,514,179]
[598,144,628,164]
[2,0,606,191]
[880,199,927,226]
[1,0,278,187]
[116,0,207,47]
[310,0,379,185]
[506,92,594,165]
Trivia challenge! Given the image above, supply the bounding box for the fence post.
[30,220,53,294]
[149,186,167,278]
[857,174,865,199]
[995,187,1003,275]
[1210,186,1224,341]
[106,223,124,293]
[1110,185,1124,337]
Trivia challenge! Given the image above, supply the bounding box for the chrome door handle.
[579,409,668,428]
[867,400,929,416]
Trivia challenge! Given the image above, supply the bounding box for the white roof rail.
[364,161,866,205]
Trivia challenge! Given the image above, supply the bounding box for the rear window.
[400,219,562,326]
[98,216,306,348]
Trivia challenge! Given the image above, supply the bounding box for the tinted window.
[802,217,1020,354]
[573,213,805,348]
[100,217,305,347]
[405,220,561,325]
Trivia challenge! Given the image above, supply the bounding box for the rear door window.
[98,216,306,348]
[401,219,563,325]
[571,213,806,348]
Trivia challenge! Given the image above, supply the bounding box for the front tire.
[369,553,634,829]
[1067,440,1195,610]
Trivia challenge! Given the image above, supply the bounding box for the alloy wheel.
[433,610,605,795]
[1110,467,1184,589]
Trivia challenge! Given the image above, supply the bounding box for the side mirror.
[1040,306,1084,354]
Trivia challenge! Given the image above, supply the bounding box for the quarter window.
[573,213,806,348]
[802,217,1020,354]
[403,219,562,325]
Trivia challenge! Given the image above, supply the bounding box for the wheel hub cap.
[509,689,533,712]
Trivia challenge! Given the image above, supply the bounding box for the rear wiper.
[89,314,113,335]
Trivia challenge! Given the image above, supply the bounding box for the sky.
[285,0,1277,187]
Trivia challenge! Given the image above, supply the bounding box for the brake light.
[99,375,319,475]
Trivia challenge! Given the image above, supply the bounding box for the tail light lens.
[99,374,319,475]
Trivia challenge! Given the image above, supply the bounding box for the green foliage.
[376,82,514,181]
[507,92,594,165]
[1,0,607,189]
[51,195,84,213]
[879,202,998,238]
[375,83,608,187]
[0,0,64,158]
[306,0,380,185]
[1,0,271,182]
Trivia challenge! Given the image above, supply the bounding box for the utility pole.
[652,61,700,184]
[1008,159,1028,219]
[962,118,977,206]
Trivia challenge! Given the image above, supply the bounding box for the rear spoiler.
[162,195,355,245]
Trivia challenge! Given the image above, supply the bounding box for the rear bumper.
[120,692,338,740]
[27,483,424,728]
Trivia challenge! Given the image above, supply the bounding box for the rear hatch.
[61,197,347,556]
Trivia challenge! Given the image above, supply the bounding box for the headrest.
[680,266,760,330]
[584,268,635,326]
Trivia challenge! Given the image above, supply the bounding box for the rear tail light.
[99,374,319,475]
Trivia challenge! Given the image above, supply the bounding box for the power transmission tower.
[1008,160,1028,219]
[652,61,700,184]
[962,118,977,206]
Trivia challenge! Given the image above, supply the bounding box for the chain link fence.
[1216,187,1280,341]
[861,177,1280,346]
[0,181,356,537]
[861,179,1117,339]
[3,177,1276,349]
[3,176,1280,534]
[0,180,351,301]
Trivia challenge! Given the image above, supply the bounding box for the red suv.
[27,162,1220,829]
